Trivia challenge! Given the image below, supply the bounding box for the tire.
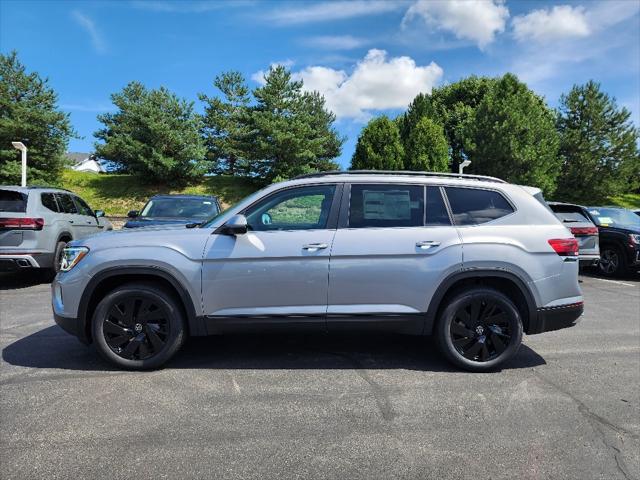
[52,240,67,273]
[598,245,627,277]
[91,282,186,370]
[435,287,523,372]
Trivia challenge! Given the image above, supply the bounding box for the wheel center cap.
[475,325,485,336]
[134,323,143,333]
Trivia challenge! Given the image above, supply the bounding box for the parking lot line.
[588,277,637,288]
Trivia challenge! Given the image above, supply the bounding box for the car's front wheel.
[92,282,186,370]
[435,287,523,372]
[598,245,626,277]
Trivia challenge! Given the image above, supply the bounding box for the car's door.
[54,193,85,238]
[201,183,342,331]
[327,183,463,334]
[72,195,101,237]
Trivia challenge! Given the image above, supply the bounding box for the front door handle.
[302,243,328,252]
[416,240,441,249]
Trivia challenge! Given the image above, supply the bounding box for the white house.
[66,152,106,173]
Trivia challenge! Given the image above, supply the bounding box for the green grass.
[62,170,261,216]
[607,193,640,210]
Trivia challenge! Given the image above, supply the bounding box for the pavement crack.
[533,369,638,480]
[322,350,396,421]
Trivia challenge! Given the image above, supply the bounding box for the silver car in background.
[547,202,600,268]
[0,186,112,273]
[52,171,583,372]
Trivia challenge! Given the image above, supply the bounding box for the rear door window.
[55,194,78,214]
[0,190,27,213]
[41,193,59,212]
[348,184,424,228]
[445,187,514,226]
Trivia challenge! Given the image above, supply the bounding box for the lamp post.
[459,160,471,174]
[11,142,27,187]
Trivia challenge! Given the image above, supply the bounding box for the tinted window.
[349,184,423,228]
[553,210,590,223]
[73,196,94,216]
[0,190,27,213]
[41,193,59,212]
[55,194,78,214]
[245,185,336,231]
[445,187,514,225]
[140,197,219,218]
[426,187,451,226]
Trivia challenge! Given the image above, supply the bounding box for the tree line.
[353,74,639,200]
[1,51,638,203]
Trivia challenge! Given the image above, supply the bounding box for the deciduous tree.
[351,116,404,170]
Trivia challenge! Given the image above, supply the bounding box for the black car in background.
[124,194,221,229]
[582,206,640,276]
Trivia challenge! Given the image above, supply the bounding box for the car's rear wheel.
[598,245,626,277]
[92,282,186,370]
[436,287,523,372]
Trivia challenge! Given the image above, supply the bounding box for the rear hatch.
[549,205,599,256]
[0,189,29,247]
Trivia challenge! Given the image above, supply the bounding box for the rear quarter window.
[445,187,514,226]
[0,190,27,213]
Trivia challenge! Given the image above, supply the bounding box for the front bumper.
[529,302,584,334]
[53,312,90,344]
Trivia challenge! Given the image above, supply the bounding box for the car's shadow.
[0,271,53,290]
[2,325,546,373]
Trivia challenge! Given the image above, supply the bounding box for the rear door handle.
[302,243,328,252]
[416,240,441,249]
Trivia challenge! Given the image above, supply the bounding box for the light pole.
[459,160,471,174]
[11,142,27,187]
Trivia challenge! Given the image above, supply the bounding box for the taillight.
[569,226,598,236]
[548,238,579,256]
[0,218,44,230]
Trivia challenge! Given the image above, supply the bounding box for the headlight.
[629,234,640,245]
[60,246,89,272]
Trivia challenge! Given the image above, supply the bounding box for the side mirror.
[95,210,105,218]
[127,210,139,218]
[221,214,248,235]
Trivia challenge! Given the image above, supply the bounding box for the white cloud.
[303,35,367,50]
[71,11,107,54]
[512,5,590,43]
[261,49,443,119]
[265,1,402,25]
[402,0,509,49]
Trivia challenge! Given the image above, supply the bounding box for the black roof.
[149,194,218,200]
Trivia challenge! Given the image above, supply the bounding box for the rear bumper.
[528,302,584,334]
[0,251,53,271]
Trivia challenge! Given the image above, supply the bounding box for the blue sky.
[1,0,639,168]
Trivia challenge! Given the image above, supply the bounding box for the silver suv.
[52,172,583,372]
[0,186,112,273]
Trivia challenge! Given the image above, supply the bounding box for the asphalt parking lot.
[1,272,639,479]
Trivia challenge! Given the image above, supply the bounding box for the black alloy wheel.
[92,282,185,370]
[598,246,626,277]
[449,297,511,362]
[103,297,170,360]
[436,287,523,372]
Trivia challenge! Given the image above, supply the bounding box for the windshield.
[140,197,218,219]
[587,207,640,227]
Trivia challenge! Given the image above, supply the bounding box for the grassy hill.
[62,171,640,217]
[62,171,261,216]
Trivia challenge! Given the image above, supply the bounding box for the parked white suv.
[0,186,112,273]
[52,171,583,372]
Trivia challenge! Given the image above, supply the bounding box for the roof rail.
[294,170,506,183]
